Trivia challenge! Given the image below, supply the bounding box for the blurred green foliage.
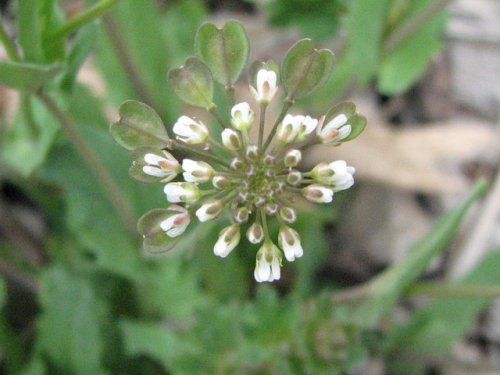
[0,1,497,374]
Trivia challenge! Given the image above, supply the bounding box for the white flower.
[182,159,214,183]
[231,102,255,131]
[284,149,302,167]
[317,113,352,145]
[247,222,264,244]
[221,129,242,151]
[278,226,303,262]
[302,184,334,203]
[160,205,191,237]
[295,116,318,141]
[311,160,355,191]
[173,115,209,144]
[164,182,200,204]
[254,242,282,282]
[214,224,240,257]
[196,200,223,222]
[141,151,180,181]
[277,114,304,143]
[250,69,278,104]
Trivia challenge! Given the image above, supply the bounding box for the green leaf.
[378,0,447,94]
[344,0,390,84]
[110,100,169,150]
[167,57,214,108]
[38,267,105,374]
[342,114,367,142]
[195,20,249,87]
[282,39,335,100]
[349,180,488,327]
[384,250,500,357]
[137,208,182,253]
[18,0,44,62]
[0,61,62,91]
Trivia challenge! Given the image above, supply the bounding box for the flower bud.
[254,242,282,282]
[278,226,303,262]
[164,182,201,204]
[286,170,302,185]
[277,114,303,144]
[159,205,191,237]
[233,206,249,224]
[140,150,180,181]
[250,69,278,104]
[317,113,351,145]
[230,102,255,131]
[284,149,302,167]
[311,160,355,191]
[214,224,240,258]
[173,115,209,144]
[182,159,214,183]
[247,222,264,244]
[245,145,259,161]
[279,207,296,223]
[221,129,242,151]
[302,184,334,203]
[196,200,224,222]
[295,116,318,141]
[264,202,279,216]
[212,175,230,190]
[230,157,245,171]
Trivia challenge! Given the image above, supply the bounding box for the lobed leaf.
[110,100,168,150]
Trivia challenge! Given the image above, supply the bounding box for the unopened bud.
[212,175,230,190]
[233,206,249,224]
[247,222,264,244]
[196,200,224,222]
[264,202,279,216]
[221,129,242,151]
[286,170,302,185]
[246,145,259,161]
[279,207,296,223]
[230,158,245,171]
[214,224,240,258]
[284,149,302,167]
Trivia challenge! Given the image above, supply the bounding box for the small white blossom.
[277,114,304,143]
[221,129,242,151]
[231,102,255,131]
[254,242,282,282]
[159,205,190,237]
[295,116,318,141]
[250,69,278,104]
[317,114,352,144]
[302,184,334,203]
[247,222,264,244]
[278,226,303,262]
[214,224,240,257]
[182,159,214,183]
[164,182,200,204]
[311,160,355,191]
[141,151,180,181]
[196,200,223,222]
[173,116,209,144]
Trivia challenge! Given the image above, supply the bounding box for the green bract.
[282,39,335,100]
[110,100,168,150]
[195,20,249,87]
[167,57,214,108]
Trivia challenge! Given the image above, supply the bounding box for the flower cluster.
[112,22,366,282]
[131,68,364,283]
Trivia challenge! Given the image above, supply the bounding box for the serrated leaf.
[0,61,62,91]
[348,180,488,327]
[282,39,335,100]
[195,20,249,87]
[110,100,168,150]
[167,57,214,108]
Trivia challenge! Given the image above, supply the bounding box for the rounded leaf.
[282,39,335,99]
[167,57,214,108]
[137,209,180,253]
[110,100,168,150]
[195,20,249,86]
[323,101,357,124]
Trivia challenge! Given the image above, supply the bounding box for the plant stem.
[260,209,271,242]
[36,92,136,235]
[383,0,452,56]
[50,0,119,39]
[169,140,230,168]
[102,13,158,108]
[257,103,267,151]
[0,20,20,61]
[407,283,500,299]
[225,85,235,107]
[262,99,293,153]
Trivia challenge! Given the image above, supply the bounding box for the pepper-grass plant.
[111,21,366,282]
